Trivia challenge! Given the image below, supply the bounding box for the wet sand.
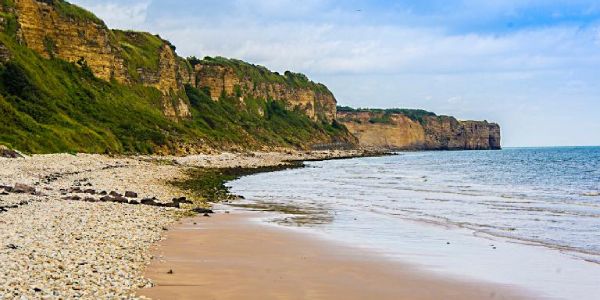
[137,212,529,300]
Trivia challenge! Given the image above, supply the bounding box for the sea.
[227,147,600,300]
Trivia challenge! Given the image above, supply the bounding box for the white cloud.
[70,0,151,29]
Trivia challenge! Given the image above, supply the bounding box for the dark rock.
[63,196,81,201]
[112,196,128,203]
[100,196,113,202]
[109,191,122,197]
[13,183,36,194]
[0,145,23,158]
[99,191,108,196]
[33,288,42,293]
[83,189,96,195]
[192,208,214,214]
[172,197,192,204]
[69,187,82,193]
[6,244,19,250]
[125,191,138,198]
[141,198,157,205]
[129,200,140,205]
[203,213,210,217]
[167,269,174,274]
[0,192,8,196]
[83,197,97,202]
[163,202,180,208]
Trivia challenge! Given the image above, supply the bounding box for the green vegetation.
[0,33,184,153]
[200,56,331,94]
[53,0,104,24]
[337,106,437,124]
[173,164,303,204]
[113,30,164,81]
[184,85,350,148]
[0,0,353,154]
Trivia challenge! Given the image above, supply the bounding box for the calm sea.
[227,147,600,299]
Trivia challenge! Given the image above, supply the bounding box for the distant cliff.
[337,108,501,150]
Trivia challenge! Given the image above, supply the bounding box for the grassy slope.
[0,0,352,154]
[337,106,438,125]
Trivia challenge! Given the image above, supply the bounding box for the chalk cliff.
[337,109,501,150]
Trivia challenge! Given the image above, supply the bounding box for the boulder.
[99,196,113,202]
[172,197,193,204]
[192,207,214,214]
[0,145,23,158]
[124,191,138,198]
[109,191,122,197]
[13,183,36,194]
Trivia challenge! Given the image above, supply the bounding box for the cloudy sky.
[70,0,600,147]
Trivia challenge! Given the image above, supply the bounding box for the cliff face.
[193,59,337,122]
[337,111,501,150]
[9,0,190,118]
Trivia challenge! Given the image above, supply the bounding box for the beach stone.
[172,197,192,204]
[112,196,128,203]
[99,191,108,196]
[83,197,97,202]
[83,189,96,195]
[0,145,23,158]
[140,198,157,205]
[13,183,36,194]
[192,208,214,214]
[109,191,122,197]
[129,200,140,205]
[99,195,113,202]
[69,187,82,193]
[125,191,138,198]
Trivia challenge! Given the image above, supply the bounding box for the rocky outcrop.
[193,59,337,122]
[2,1,337,122]
[14,0,127,82]
[8,0,190,118]
[337,110,501,150]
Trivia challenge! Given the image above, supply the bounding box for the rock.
[167,269,174,274]
[6,244,19,250]
[163,202,180,208]
[112,196,128,203]
[125,191,138,198]
[99,191,108,196]
[63,195,82,201]
[69,187,82,193]
[109,191,122,197]
[0,145,23,158]
[192,208,214,214]
[172,197,192,204]
[140,198,158,205]
[203,213,211,217]
[13,183,36,194]
[83,197,97,202]
[83,189,96,195]
[129,200,140,205]
[99,196,113,202]
[0,192,8,196]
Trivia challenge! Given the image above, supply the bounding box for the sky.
[69,0,600,147]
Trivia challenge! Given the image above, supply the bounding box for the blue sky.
[70,0,600,147]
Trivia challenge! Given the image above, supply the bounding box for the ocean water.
[227,147,600,299]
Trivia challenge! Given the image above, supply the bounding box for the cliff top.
[192,56,332,95]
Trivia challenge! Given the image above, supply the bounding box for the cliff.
[0,0,352,154]
[337,108,501,150]
[192,57,337,122]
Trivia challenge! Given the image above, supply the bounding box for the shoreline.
[0,150,380,298]
[137,211,530,300]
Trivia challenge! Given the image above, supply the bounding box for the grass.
[337,106,437,124]
[0,0,355,154]
[113,30,164,81]
[200,56,332,95]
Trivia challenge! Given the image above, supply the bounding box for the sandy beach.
[137,211,528,300]
[0,150,373,299]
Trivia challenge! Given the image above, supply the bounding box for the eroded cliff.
[192,57,337,122]
[337,109,501,150]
